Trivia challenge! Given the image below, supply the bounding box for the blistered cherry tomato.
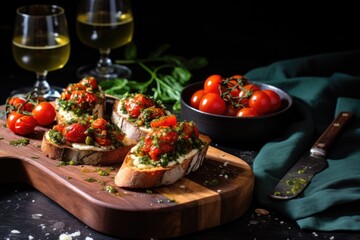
[204,74,222,94]
[190,89,206,109]
[199,93,226,115]
[64,123,87,143]
[32,102,56,126]
[150,115,177,128]
[92,118,108,130]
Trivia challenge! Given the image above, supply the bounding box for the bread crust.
[114,134,211,188]
[41,131,136,166]
[111,100,149,141]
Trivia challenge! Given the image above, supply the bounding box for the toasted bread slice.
[114,134,211,188]
[41,131,136,165]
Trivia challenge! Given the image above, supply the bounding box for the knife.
[269,111,354,200]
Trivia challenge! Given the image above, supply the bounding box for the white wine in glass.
[12,5,70,100]
[76,0,134,81]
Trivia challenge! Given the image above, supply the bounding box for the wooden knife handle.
[311,112,353,157]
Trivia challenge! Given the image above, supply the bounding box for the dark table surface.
[1,1,360,239]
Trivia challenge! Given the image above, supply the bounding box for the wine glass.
[11,5,70,100]
[76,0,134,81]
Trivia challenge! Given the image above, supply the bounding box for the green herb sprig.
[99,43,208,111]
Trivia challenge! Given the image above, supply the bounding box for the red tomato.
[94,129,112,146]
[236,107,259,117]
[32,102,56,126]
[190,89,206,109]
[7,111,25,133]
[14,115,37,135]
[80,76,98,89]
[199,93,226,115]
[7,97,34,112]
[92,118,108,130]
[249,90,271,115]
[70,90,98,107]
[124,93,155,118]
[262,89,281,113]
[238,84,260,107]
[150,115,177,128]
[224,104,238,116]
[64,123,87,143]
[204,74,222,94]
[176,121,200,138]
[143,128,178,160]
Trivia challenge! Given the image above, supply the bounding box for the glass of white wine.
[76,0,134,81]
[12,5,70,100]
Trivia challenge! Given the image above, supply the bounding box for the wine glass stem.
[33,72,50,97]
[96,48,114,75]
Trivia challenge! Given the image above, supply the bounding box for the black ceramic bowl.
[180,81,293,146]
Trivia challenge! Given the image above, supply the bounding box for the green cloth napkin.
[244,50,360,231]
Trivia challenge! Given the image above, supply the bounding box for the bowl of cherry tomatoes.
[180,74,293,146]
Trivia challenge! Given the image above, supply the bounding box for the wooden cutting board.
[0,109,254,239]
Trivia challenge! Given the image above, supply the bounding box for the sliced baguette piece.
[41,131,136,165]
[114,134,211,188]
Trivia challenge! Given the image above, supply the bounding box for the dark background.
[1,0,360,104]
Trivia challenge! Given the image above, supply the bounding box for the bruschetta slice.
[114,118,211,188]
[41,117,136,165]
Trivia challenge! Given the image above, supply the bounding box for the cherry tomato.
[204,74,222,94]
[92,118,108,130]
[14,115,37,136]
[249,90,271,115]
[7,111,25,133]
[224,104,238,116]
[262,89,281,113]
[236,107,259,118]
[238,84,260,107]
[7,97,34,112]
[32,102,56,126]
[190,89,206,109]
[64,123,87,143]
[199,93,226,115]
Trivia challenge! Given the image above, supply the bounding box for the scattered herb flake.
[85,177,97,182]
[105,186,118,194]
[10,138,30,146]
[203,179,219,186]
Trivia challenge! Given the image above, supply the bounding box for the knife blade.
[269,111,353,200]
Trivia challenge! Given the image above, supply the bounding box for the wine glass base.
[10,86,64,101]
[76,64,132,81]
